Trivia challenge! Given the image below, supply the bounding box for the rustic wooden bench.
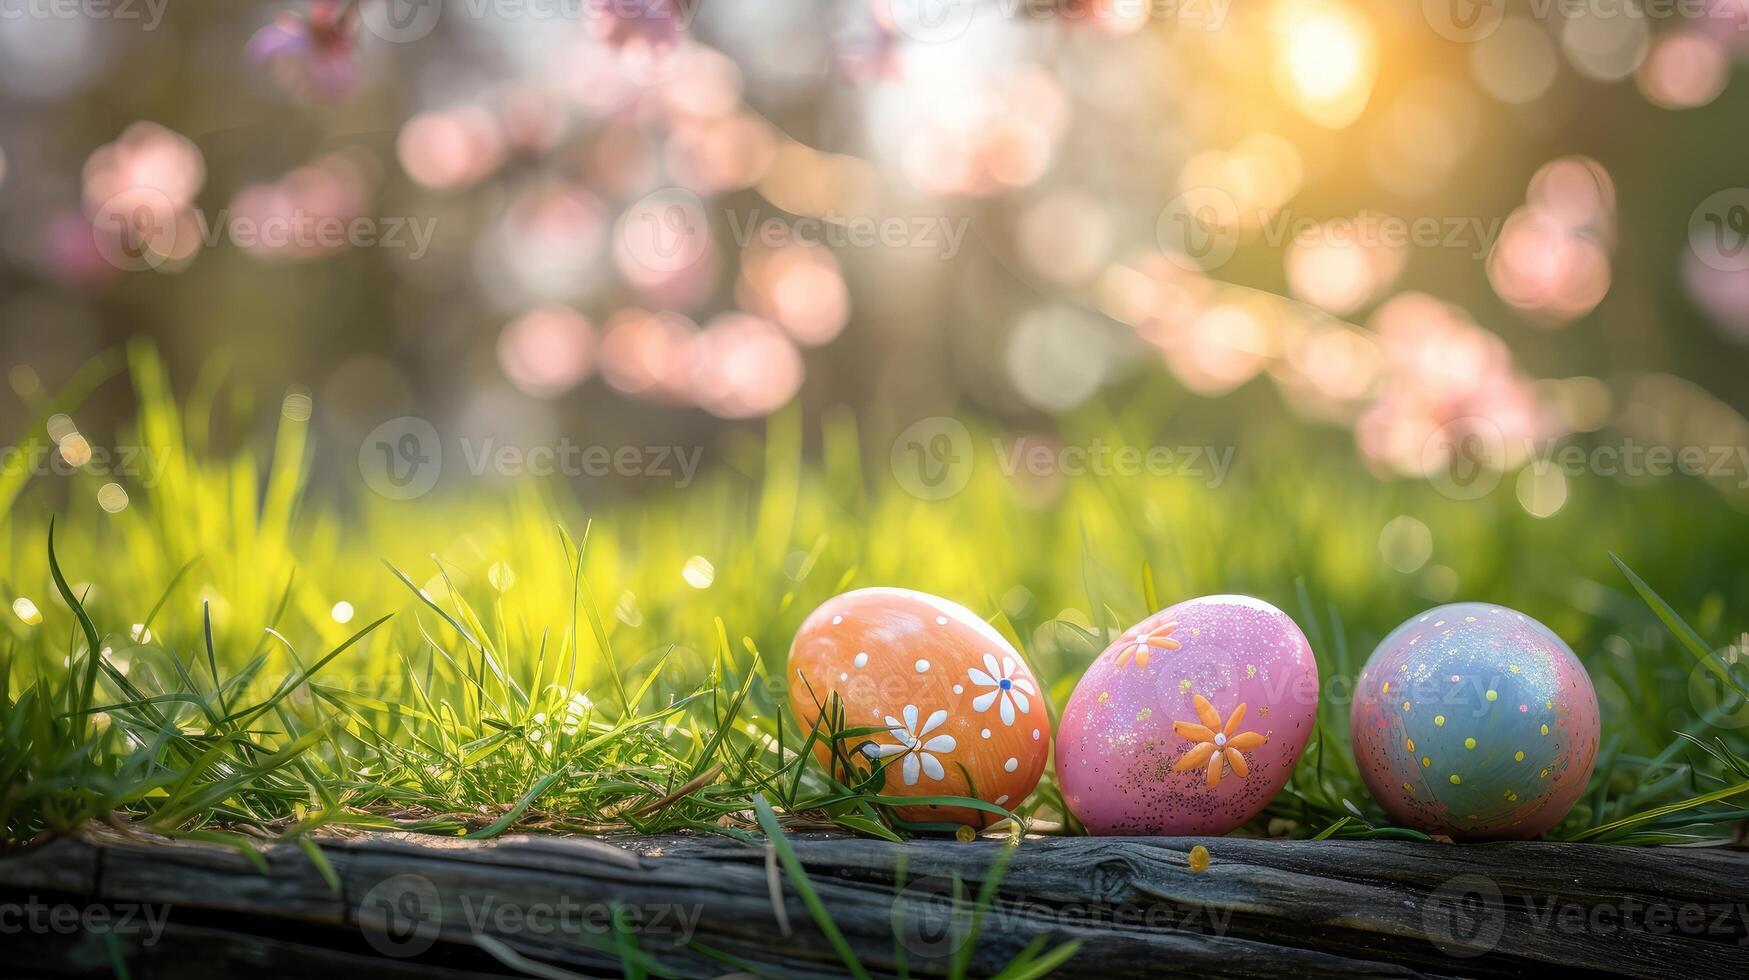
[4,830,1746,977]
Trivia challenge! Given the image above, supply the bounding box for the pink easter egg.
[1350,602,1600,840]
[1055,595,1320,835]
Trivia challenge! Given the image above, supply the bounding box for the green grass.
[4,341,1749,860]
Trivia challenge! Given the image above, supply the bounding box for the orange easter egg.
[787,588,1050,827]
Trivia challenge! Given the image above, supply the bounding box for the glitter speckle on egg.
[787,588,1051,827]
[1055,595,1321,836]
[1350,602,1600,840]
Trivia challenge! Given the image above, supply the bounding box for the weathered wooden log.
[3,830,1746,978]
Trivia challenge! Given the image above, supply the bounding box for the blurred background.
[5,2,1749,844]
[3,0,1749,507]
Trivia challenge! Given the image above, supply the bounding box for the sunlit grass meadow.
[5,344,1749,853]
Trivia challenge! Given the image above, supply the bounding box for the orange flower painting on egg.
[787,588,1051,827]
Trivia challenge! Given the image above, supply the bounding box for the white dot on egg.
[981,728,992,739]
[935,616,948,625]
[1032,728,1040,740]
[953,684,964,694]
[854,652,868,668]
[839,672,848,681]
[995,795,1009,806]
[1004,757,1019,772]
[832,615,843,624]
[915,659,930,673]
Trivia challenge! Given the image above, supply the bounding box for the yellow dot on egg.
[1464,737,1476,750]
[1402,700,1412,711]
[1188,844,1210,873]
[1449,774,1462,785]
[1514,750,1525,762]
[1485,690,1497,701]
[1540,724,1550,736]
[1421,756,1431,767]
[1546,700,1554,710]
[1098,691,1110,703]
[1540,767,1551,778]
[1509,664,1520,673]
[1402,781,1412,793]
[956,825,976,842]
[1405,738,1415,752]
[1382,681,1390,694]
[1434,715,1445,727]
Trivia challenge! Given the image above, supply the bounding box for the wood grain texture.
[3,831,1746,978]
